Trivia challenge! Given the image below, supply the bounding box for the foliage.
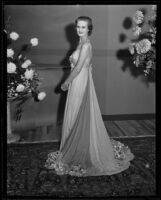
[129,5,156,77]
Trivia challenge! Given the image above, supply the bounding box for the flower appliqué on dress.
[111,139,129,160]
[45,140,130,177]
[45,151,86,177]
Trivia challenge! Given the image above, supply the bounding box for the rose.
[24,69,34,80]
[135,39,151,54]
[16,84,25,92]
[21,59,32,68]
[37,92,46,101]
[21,62,28,69]
[30,38,38,46]
[9,32,19,40]
[25,59,32,66]
[7,62,17,73]
[7,48,14,58]
[133,10,144,24]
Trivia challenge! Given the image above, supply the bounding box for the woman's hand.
[61,82,69,91]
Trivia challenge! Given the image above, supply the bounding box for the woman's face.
[76,20,89,37]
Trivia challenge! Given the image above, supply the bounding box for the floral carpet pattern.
[7,136,156,197]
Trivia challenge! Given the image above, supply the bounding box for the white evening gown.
[45,43,134,177]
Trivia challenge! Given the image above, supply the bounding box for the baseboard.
[102,113,155,121]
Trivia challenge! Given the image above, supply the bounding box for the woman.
[45,16,134,176]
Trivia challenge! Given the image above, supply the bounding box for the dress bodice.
[69,43,92,69]
[69,49,80,68]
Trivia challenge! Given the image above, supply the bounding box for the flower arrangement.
[5,19,46,120]
[129,5,156,76]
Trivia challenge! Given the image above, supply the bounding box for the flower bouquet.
[129,5,156,77]
[5,19,46,142]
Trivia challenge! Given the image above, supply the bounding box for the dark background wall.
[4,5,155,130]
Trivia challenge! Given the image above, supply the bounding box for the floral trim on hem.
[44,151,86,177]
[45,140,132,177]
[111,139,129,160]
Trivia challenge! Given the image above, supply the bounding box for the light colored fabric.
[60,49,89,150]
[45,44,134,176]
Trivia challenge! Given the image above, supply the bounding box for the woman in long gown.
[45,16,134,177]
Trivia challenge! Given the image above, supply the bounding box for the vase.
[7,99,20,143]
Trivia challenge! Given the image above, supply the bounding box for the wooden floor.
[104,119,155,138]
[16,118,155,143]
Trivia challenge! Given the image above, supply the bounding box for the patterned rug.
[7,136,156,197]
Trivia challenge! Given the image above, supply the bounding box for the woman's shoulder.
[83,40,91,46]
[81,41,92,51]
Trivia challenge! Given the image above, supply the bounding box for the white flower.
[21,62,28,69]
[37,92,46,101]
[133,26,142,36]
[7,62,17,73]
[7,48,14,58]
[16,84,25,92]
[30,38,38,46]
[25,59,32,66]
[135,39,151,54]
[133,10,144,24]
[24,69,34,80]
[9,32,19,40]
[21,59,32,68]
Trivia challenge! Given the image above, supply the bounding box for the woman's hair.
[75,16,93,36]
